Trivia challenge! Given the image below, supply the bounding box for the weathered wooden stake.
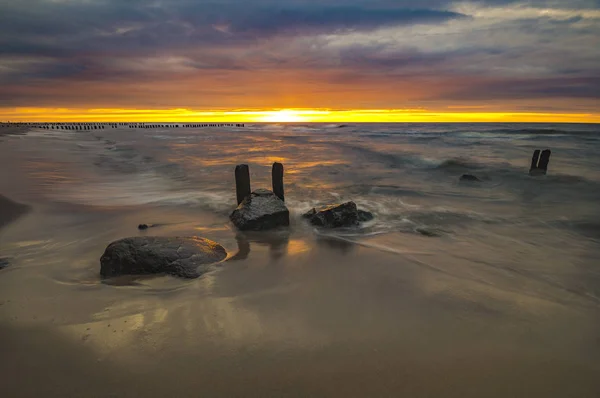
[272,162,284,202]
[529,149,552,175]
[530,149,541,172]
[538,149,551,173]
[235,164,251,205]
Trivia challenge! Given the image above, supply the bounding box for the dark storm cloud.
[0,0,466,85]
[0,1,463,47]
[442,76,600,100]
[215,7,465,35]
[0,0,467,73]
[0,0,599,108]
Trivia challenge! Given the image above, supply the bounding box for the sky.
[0,0,599,122]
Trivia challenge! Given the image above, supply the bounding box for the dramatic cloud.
[0,0,599,114]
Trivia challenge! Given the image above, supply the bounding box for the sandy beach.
[1,124,600,397]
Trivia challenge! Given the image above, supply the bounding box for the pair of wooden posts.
[530,149,551,175]
[235,163,284,205]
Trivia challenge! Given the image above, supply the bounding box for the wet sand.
[1,202,600,397]
[1,322,598,398]
[0,195,31,230]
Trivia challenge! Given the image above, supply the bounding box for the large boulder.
[230,189,290,231]
[303,202,373,228]
[100,236,227,279]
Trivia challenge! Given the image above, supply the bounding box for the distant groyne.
[0,122,245,130]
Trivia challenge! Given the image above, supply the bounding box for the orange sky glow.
[2,108,599,123]
[1,1,599,124]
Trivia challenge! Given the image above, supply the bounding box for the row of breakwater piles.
[0,122,245,130]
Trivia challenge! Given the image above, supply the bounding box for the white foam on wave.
[315,231,433,256]
[455,131,537,140]
[44,170,233,212]
[23,129,78,139]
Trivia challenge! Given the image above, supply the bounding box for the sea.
[1,123,600,397]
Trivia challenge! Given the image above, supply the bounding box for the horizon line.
[1,108,599,124]
[2,121,599,125]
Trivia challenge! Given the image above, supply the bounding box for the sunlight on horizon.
[257,109,313,123]
[0,107,599,123]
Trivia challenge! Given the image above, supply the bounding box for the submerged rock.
[0,258,10,270]
[303,202,373,228]
[230,189,290,231]
[460,174,481,182]
[138,223,165,230]
[358,209,375,222]
[100,236,227,279]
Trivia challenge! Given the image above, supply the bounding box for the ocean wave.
[334,143,430,169]
[308,206,497,243]
[454,131,537,140]
[314,231,434,256]
[483,128,599,137]
[553,219,600,240]
[435,158,485,171]
[46,176,234,214]
[407,208,498,226]
[23,129,77,139]
[363,133,393,139]
[543,174,588,184]
[368,185,429,197]
[322,124,349,129]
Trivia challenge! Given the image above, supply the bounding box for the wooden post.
[529,149,552,175]
[235,164,251,205]
[538,149,551,174]
[272,162,284,202]
[530,149,541,173]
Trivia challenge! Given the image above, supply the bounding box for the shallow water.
[1,123,600,397]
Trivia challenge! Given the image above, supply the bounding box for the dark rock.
[138,224,149,230]
[100,236,227,279]
[358,209,375,222]
[460,174,481,182]
[230,189,290,231]
[0,258,10,270]
[303,202,361,228]
[302,208,317,219]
